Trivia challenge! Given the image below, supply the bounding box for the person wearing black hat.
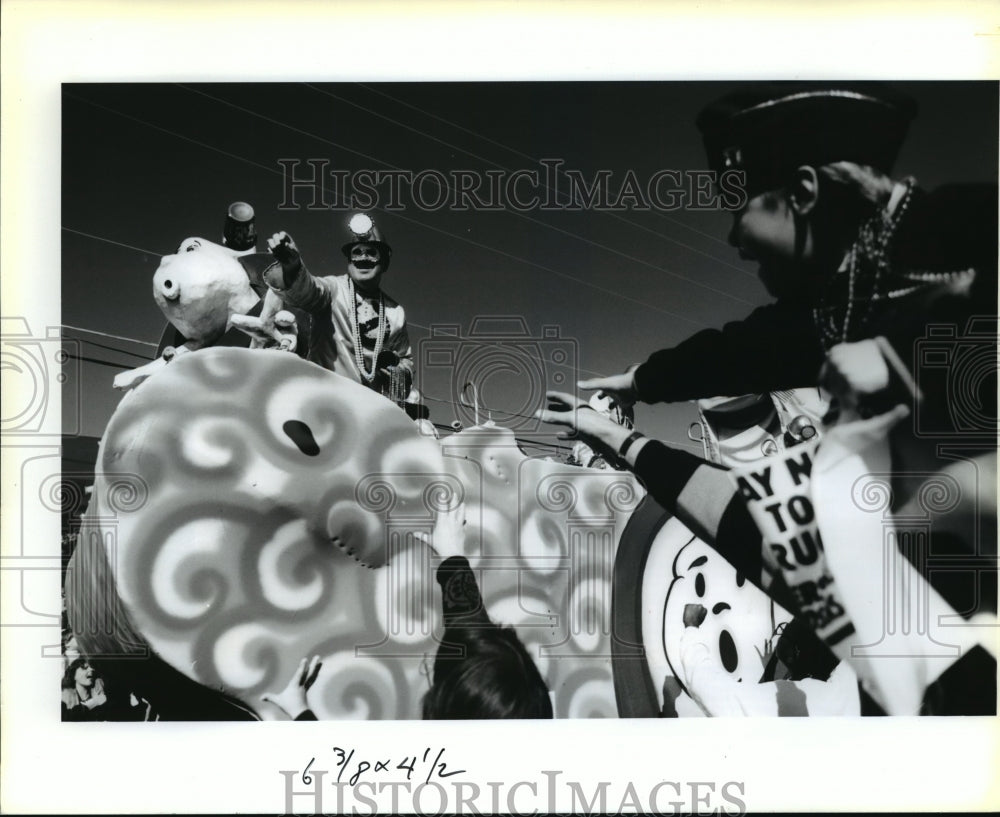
[580,83,997,428]
[573,83,997,714]
[580,82,997,555]
[263,213,416,409]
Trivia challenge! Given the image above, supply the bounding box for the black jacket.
[633,184,998,407]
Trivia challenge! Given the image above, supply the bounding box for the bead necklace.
[814,178,916,350]
[349,278,385,383]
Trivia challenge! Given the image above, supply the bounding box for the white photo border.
[2,1,999,814]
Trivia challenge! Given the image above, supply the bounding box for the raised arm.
[264,231,334,314]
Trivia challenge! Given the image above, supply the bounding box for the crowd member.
[61,658,110,721]
[578,82,996,613]
[264,504,552,721]
[538,392,857,715]
[264,213,416,410]
[580,83,995,469]
[419,503,552,719]
[539,392,767,601]
[259,655,323,722]
[536,390,995,714]
[61,655,160,721]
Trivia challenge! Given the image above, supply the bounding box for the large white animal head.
[152,237,260,345]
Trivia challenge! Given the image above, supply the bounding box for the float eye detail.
[282,420,320,456]
[719,629,739,673]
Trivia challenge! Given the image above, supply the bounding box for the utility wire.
[69,89,714,332]
[355,82,749,258]
[61,324,158,348]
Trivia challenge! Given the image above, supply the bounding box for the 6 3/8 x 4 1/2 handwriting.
[301,747,467,787]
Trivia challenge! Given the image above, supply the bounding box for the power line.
[171,83,751,311]
[64,352,132,370]
[61,226,620,381]
[70,337,154,361]
[72,87,715,331]
[62,351,577,453]
[305,84,756,303]
[60,324,158,348]
[65,349,700,452]
[64,92,282,178]
[355,82,750,260]
[60,224,613,379]
[61,227,161,258]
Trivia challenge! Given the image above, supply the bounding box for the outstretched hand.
[535,391,637,462]
[577,369,638,406]
[230,290,299,352]
[83,690,108,709]
[260,655,322,720]
[414,501,467,560]
[265,231,302,288]
[819,339,894,422]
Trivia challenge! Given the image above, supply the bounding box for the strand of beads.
[349,278,385,383]
[814,177,915,349]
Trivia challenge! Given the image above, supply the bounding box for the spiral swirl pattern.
[76,348,644,718]
[851,474,894,513]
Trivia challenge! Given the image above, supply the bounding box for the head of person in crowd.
[422,556,553,719]
[62,657,96,692]
[698,83,917,302]
[341,212,392,296]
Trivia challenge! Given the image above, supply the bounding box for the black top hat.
[697,82,917,199]
[223,201,257,251]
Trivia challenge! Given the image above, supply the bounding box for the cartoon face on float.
[152,237,260,346]
[660,538,791,687]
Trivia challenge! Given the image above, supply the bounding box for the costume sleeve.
[632,301,823,403]
[267,260,335,315]
[436,556,491,626]
[633,441,764,583]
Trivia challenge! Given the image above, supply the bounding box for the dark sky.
[61,81,999,448]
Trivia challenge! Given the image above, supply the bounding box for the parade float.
[69,211,984,720]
